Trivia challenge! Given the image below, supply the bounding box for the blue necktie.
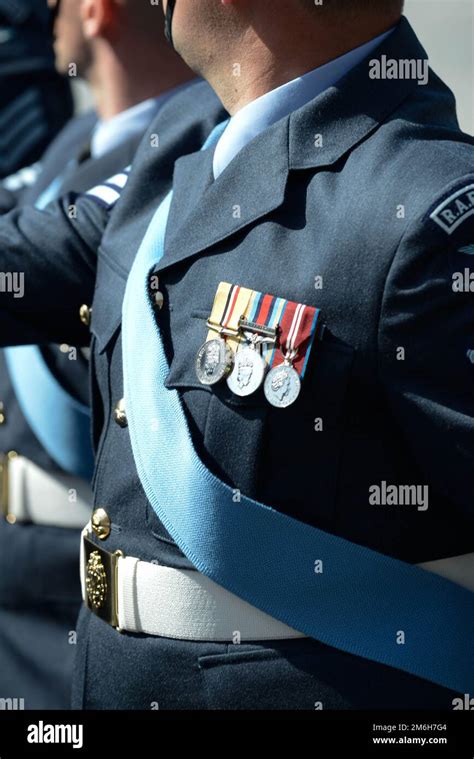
[122,122,473,694]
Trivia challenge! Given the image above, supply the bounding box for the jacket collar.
[289,16,427,170]
[159,17,427,273]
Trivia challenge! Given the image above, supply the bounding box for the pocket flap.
[164,308,214,391]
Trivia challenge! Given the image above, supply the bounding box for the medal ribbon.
[207,282,320,377]
[242,290,320,378]
[270,300,320,377]
[206,282,253,353]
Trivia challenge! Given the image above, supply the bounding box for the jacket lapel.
[160,117,290,273]
[164,145,215,243]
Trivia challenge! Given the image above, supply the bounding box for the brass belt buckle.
[83,535,124,629]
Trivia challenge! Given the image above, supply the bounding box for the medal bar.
[238,318,278,340]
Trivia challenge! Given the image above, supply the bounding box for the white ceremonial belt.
[419,553,474,593]
[81,521,474,640]
[80,523,306,641]
[1,453,92,528]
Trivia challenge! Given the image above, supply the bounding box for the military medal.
[264,350,301,408]
[197,283,322,406]
[226,332,269,397]
[225,291,284,397]
[195,283,253,386]
[195,337,234,385]
[264,301,320,408]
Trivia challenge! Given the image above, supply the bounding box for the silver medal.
[196,338,234,386]
[264,360,301,408]
[226,343,267,397]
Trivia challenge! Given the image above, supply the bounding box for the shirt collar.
[90,93,170,159]
[213,26,395,179]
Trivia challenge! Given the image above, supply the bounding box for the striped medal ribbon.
[195,282,253,386]
[264,300,320,408]
[226,290,279,398]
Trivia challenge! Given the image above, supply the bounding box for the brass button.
[153,291,164,310]
[91,508,111,540]
[113,398,127,428]
[79,304,92,327]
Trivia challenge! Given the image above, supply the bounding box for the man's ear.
[81,0,118,40]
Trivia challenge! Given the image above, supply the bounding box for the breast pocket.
[165,309,355,525]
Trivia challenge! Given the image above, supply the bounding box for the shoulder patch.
[429,183,474,235]
[84,166,131,209]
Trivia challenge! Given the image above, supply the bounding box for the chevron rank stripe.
[84,166,131,209]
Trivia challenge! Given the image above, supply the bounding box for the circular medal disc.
[264,364,301,408]
[196,338,234,386]
[226,345,267,397]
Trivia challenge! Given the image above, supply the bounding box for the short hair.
[301,0,404,14]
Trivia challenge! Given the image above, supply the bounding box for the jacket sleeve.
[0,162,43,214]
[378,175,474,516]
[0,191,110,346]
[0,186,19,215]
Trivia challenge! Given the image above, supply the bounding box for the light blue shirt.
[213,27,394,179]
[35,86,193,210]
[91,97,165,159]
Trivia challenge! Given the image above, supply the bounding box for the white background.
[405,0,473,133]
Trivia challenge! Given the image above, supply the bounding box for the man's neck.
[87,49,193,121]
[210,17,400,115]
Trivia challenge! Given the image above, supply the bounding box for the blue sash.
[34,174,66,211]
[4,345,94,480]
[122,124,473,694]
